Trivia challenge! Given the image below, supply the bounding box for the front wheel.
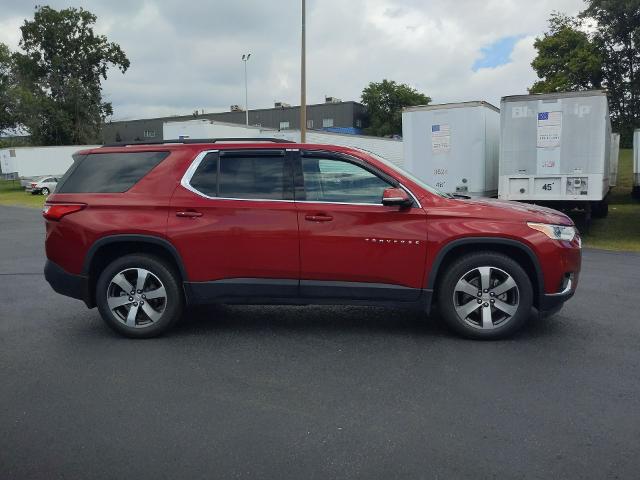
[96,254,183,338]
[437,252,533,339]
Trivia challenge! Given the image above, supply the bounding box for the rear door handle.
[305,214,333,222]
[176,211,203,218]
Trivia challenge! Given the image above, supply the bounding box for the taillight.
[43,203,86,221]
[31,183,37,187]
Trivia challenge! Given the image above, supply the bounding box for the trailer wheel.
[591,199,609,218]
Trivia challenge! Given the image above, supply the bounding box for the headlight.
[527,222,576,242]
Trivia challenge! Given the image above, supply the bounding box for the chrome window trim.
[302,150,422,209]
[399,183,422,209]
[297,201,385,207]
[180,149,422,208]
[180,149,295,203]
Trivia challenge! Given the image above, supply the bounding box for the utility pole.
[242,53,251,126]
[300,0,307,143]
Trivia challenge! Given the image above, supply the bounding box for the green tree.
[530,13,603,94]
[582,0,640,146]
[361,80,430,137]
[531,4,640,145]
[12,6,129,145]
[0,42,17,135]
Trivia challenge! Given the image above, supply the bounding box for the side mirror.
[382,187,412,207]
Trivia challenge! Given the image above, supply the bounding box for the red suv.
[43,139,581,339]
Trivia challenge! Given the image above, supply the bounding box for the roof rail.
[102,138,295,147]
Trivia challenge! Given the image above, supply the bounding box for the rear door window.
[188,151,292,200]
[189,153,218,197]
[57,151,169,193]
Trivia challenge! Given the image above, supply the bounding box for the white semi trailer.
[0,145,98,179]
[402,101,500,197]
[634,129,640,199]
[499,90,611,219]
[609,133,620,187]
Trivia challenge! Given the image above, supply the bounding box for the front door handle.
[176,211,203,218]
[305,214,333,222]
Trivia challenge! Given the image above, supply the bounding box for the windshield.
[353,148,451,198]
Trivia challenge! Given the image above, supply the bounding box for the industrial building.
[102,99,368,144]
[162,120,404,167]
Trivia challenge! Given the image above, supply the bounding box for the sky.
[0,0,586,121]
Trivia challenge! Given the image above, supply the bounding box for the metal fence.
[0,172,19,181]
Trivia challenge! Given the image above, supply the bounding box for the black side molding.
[187,278,299,303]
[426,237,545,304]
[82,234,188,280]
[300,280,421,302]
[184,278,430,309]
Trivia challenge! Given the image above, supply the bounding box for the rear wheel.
[437,252,533,339]
[96,254,183,338]
[41,187,50,196]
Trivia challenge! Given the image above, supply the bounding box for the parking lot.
[1,204,639,479]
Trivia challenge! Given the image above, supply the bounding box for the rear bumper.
[44,260,93,307]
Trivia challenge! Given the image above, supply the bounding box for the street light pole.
[242,53,251,126]
[300,0,306,143]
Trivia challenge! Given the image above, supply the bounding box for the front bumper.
[44,260,93,307]
[539,276,576,314]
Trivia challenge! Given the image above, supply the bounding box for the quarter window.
[301,157,391,204]
[57,151,169,193]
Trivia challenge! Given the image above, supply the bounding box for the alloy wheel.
[452,266,519,330]
[106,268,167,328]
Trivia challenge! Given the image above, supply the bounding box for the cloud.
[1,0,585,119]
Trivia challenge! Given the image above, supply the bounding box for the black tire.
[591,199,608,218]
[95,254,183,338]
[436,251,533,340]
[41,187,50,196]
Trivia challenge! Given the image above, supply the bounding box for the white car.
[26,176,59,195]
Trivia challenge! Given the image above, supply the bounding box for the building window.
[279,121,290,130]
[356,119,362,128]
[322,118,334,128]
[307,119,314,129]
[143,130,156,138]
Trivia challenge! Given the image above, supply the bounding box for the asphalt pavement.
[1,205,639,479]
